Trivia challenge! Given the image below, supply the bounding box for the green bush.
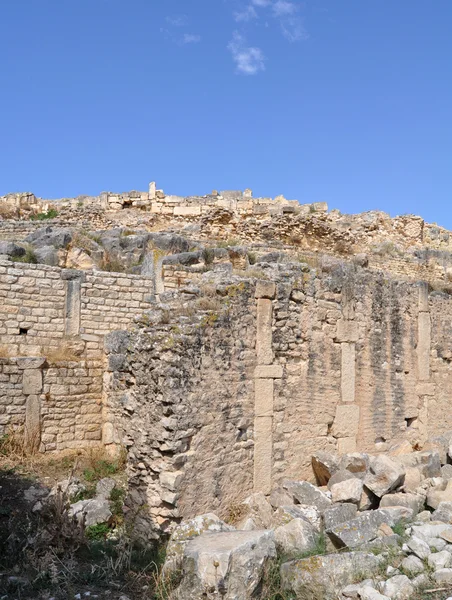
[85,523,110,541]
[30,208,59,221]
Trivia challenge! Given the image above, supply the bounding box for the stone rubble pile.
[164,442,452,599]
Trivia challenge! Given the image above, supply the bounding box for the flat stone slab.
[281,551,383,598]
[328,509,396,548]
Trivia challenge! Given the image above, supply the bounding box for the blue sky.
[0,1,451,227]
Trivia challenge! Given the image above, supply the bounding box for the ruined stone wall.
[0,259,154,449]
[102,264,452,536]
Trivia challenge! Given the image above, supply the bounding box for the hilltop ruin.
[1,183,452,539]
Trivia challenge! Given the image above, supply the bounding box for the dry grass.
[0,438,126,488]
[195,296,223,311]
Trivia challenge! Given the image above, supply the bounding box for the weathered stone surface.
[340,453,370,479]
[274,518,319,559]
[381,575,414,600]
[400,554,424,576]
[395,450,441,480]
[282,480,331,511]
[323,503,357,533]
[364,455,405,498]
[330,478,363,505]
[379,492,424,515]
[328,509,396,549]
[174,530,276,600]
[331,405,360,439]
[427,550,452,570]
[69,498,112,527]
[427,480,452,509]
[164,514,234,574]
[268,486,294,509]
[441,465,452,480]
[281,552,382,598]
[410,522,452,542]
[328,468,358,490]
[406,535,431,559]
[96,478,116,499]
[432,500,452,523]
[272,505,320,528]
[433,568,452,585]
[237,492,273,529]
[312,451,340,485]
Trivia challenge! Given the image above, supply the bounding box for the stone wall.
[0,258,154,449]
[101,264,452,536]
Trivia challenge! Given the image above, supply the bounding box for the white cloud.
[166,15,187,27]
[182,33,201,44]
[280,16,308,41]
[272,1,297,16]
[251,0,271,5]
[234,5,258,22]
[228,31,265,75]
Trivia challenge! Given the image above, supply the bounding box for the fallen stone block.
[164,513,234,575]
[380,574,414,600]
[323,503,358,533]
[282,480,331,510]
[328,509,401,549]
[281,552,383,599]
[339,453,370,479]
[274,518,319,559]
[174,530,276,600]
[312,451,340,485]
[331,478,363,504]
[271,505,320,529]
[379,492,424,515]
[364,455,405,498]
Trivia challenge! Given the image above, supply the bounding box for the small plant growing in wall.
[30,208,59,221]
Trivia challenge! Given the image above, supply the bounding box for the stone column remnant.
[416,282,434,444]
[62,269,84,337]
[254,281,280,495]
[18,357,45,452]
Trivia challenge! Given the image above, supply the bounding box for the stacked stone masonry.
[3,184,452,537]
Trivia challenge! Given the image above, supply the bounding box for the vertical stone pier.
[62,269,84,336]
[18,357,45,452]
[416,282,434,443]
[254,281,281,494]
[332,283,359,454]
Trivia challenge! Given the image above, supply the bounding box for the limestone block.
[16,357,46,370]
[25,394,41,452]
[274,518,318,559]
[174,206,202,216]
[417,312,431,381]
[254,416,272,494]
[337,437,357,454]
[22,369,42,395]
[335,320,359,343]
[416,382,435,396]
[341,342,355,402]
[255,280,276,299]
[256,299,273,365]
[418,282,429,312]
[160,471,184,492]
[254,378,274,417]
[254,365,283,379]
[331,405,360,439]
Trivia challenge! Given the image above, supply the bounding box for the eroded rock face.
[174,530,276,600]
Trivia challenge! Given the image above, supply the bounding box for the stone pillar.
[333,297,359,453]
[254,281,279,494]
[416,282,433,444]
[149,181,156,200]
[62,269,84,337]
[18,357,45,452]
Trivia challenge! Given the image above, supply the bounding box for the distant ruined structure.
[1,182,452,537]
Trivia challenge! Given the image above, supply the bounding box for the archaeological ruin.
[1,182,452,540]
